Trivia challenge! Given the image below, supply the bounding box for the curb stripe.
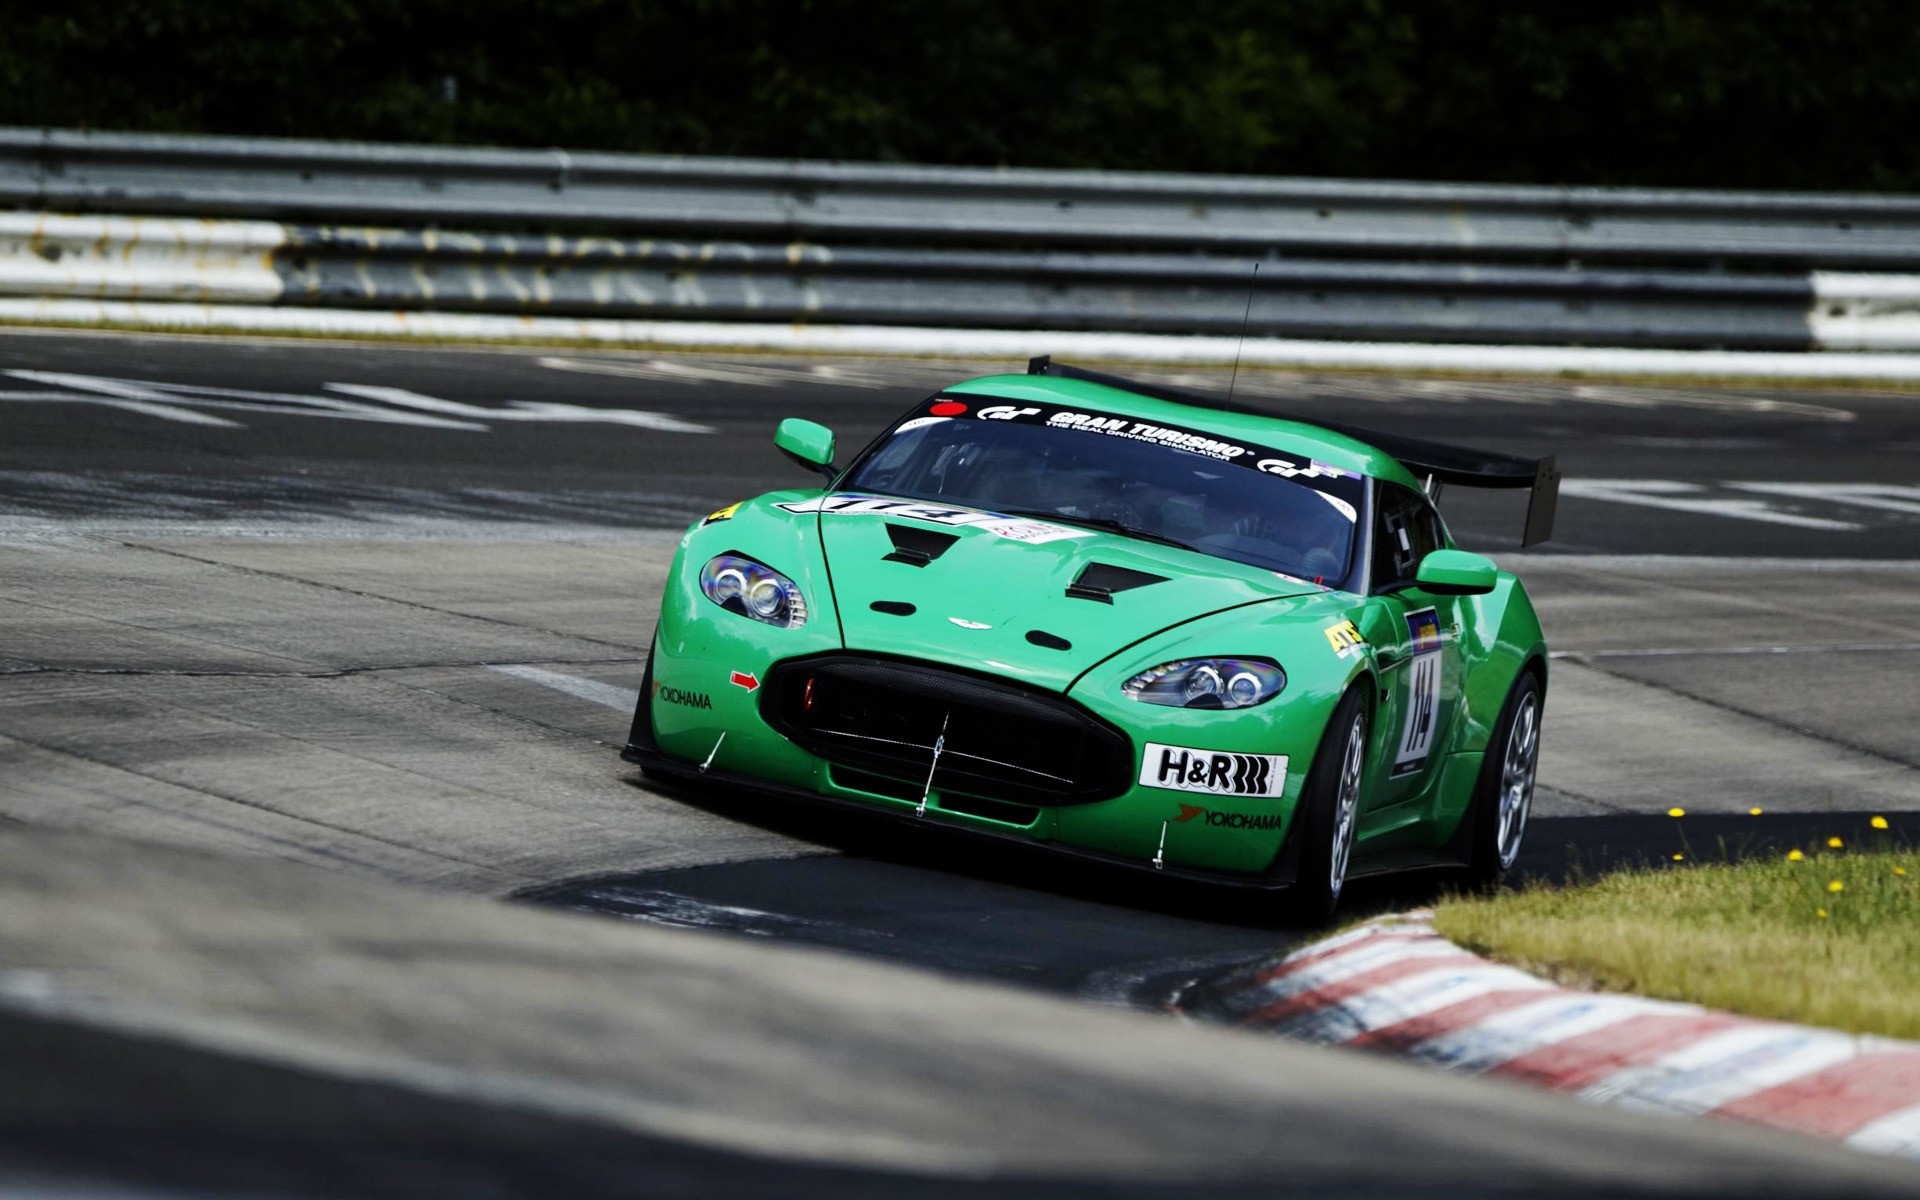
[1345,987,1555,1051]
[1587,1027,1861,1115]
[1251,936,1462,994]
[1176,912,1920,1162]
[1713,1052,1920,1138]
[1259,964,1553,1043]
[1239,953,1490,1026]
[1412,994,1672,1075]
[1254,924,1436,976]
[1491,1013,1747,1091]
[1848,1104,1920,1155]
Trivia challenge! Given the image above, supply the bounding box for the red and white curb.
[1176,911,1920,1160]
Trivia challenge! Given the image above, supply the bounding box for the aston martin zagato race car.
[623,359,1557,919]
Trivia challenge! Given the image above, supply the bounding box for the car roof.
[944,373,1425,491]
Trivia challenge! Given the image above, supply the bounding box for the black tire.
[1462,670,1543,891]
[1283,687,1370,926]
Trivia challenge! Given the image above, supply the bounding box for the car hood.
[798,494,1325,692]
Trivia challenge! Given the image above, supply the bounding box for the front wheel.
[1284,687,1369,926]
[1463,671,1542,890]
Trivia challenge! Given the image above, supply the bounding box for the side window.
[1370,484,1444,592]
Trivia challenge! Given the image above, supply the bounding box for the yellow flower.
[1667,807,1686,818]
[1749,807,1764,816]
[1827,880,1845,893]
[1816,908,1830,919]
[1671,853,1685,861]
[1871,815,1890,830]
[1895,867,1908,877]
[1828,836,1845,849]
[1787,849,1805,862]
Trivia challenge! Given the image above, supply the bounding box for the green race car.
[624,358,1557,920]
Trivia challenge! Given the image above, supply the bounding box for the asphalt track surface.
[2,327,1919,1197]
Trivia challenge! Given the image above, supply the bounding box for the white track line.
[488,664,635,712]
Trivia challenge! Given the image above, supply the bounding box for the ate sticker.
[1323,619,1366,658]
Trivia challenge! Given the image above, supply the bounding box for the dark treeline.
[6,0,1918,190]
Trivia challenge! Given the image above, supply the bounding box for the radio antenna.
[1225,261,1259,406]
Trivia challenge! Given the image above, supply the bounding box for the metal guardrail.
[8,127,1920,269]
[2,128,1917,350]
[270,229,1816,349]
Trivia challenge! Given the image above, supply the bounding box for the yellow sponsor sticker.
[1323,619,1366,658]
[702,502,743,525]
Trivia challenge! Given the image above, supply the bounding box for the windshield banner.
[912,396,1364,508]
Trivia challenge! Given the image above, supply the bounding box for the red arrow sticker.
[729,671,760,692]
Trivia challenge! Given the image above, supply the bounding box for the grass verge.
[1432,840,1920,1040]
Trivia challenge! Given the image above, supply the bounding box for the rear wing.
[1026,356,1560,547]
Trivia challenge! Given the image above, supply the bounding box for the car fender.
[1447,571,1548,758]
[1422,571,1547,847]
[1068,591,1373,773]
[1054,591,1373,874]
[650,492,846,780]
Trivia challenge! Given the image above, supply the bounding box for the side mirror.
[1415,549,1498,596]
[774,418,836,480]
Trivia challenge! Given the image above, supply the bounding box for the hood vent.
[1026,630,1072,651]
[870,601,916,616]
[1066,562,1170,604]
[883,524,960,567]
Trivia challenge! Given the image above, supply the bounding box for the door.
[1362,483,1466,812]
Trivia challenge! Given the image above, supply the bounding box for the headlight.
[699,553,809,629]
[1122,658,1285,710]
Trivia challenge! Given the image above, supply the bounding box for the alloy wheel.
[1328,710,1366,895]
[1496,693,1539,871]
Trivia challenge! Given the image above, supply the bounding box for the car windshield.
[842,396,1367,586]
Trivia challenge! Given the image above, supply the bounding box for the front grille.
[937,792,1043,826]
[830,765,1043,827]
[763,654,1132,806]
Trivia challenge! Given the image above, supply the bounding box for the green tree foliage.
[4,0,1916,189]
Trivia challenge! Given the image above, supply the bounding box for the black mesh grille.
[763,655,1132,806]
[937,792,1043,826]
[830,766,1043,827]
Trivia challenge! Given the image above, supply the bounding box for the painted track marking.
[488,664,636,712]
[1,370,714,433]
[1560,479,1863,531]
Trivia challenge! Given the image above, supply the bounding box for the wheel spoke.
[1496,694,1539,870]
[1328,711,1365,893]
